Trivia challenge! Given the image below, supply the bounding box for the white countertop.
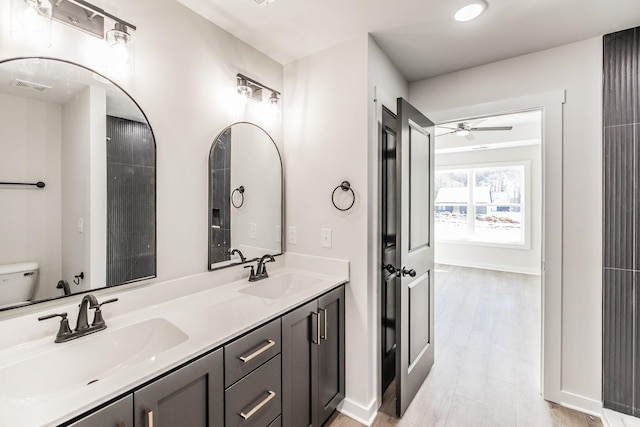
[0,254,348,427]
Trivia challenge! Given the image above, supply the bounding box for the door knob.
[401,267,416,277]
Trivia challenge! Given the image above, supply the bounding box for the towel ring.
[332,181,355,211]
[232,186,245,208]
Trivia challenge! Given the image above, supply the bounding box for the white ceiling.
[176,0,640,81]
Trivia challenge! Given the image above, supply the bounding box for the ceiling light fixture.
[236,73,281,107]
[453,1,488,22]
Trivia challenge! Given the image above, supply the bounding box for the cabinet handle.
[145,409,153,427]
[239,340,276,363]
[311,311,320,345]
[319,308,328,340]
[240,390,276,420]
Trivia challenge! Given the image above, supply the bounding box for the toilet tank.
[0,262,39,307]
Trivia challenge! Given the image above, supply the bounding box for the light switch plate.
[275,225,281,243]
[287,226,297,244]
[321,228,332,248]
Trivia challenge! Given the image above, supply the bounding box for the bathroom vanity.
[0,256,347,427]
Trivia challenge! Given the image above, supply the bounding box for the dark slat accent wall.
[209,128,231,263]
[603,27,640,416]
[106,116,156,286]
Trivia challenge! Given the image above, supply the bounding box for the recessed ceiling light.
[454,1,488,22]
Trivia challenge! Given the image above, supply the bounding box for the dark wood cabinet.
[134,348,224,427]
[67,394,133,427]
[62,284,344,427]
[281,286,345,427]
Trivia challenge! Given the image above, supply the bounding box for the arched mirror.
[209,122,283,270]
[0,57,156,311]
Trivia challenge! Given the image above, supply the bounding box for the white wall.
[61,85,107,294]
[0,0,283,300]
[284,34,374,421]
[283,34,409,424]
[410,37,603,412]
[435,144,542,275]
[0,93,62,301]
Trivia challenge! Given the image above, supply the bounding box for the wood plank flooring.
[328,265,602,427]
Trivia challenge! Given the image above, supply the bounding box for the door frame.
[373,89,568,410]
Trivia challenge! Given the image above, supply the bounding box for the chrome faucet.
[38,294,118,343]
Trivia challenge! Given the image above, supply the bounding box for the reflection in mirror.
[0,58,156,311]
[209,123,283,270]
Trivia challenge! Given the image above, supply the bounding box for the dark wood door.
[134,348,224,427]
[317,286,345,427]
[281,299,318,427]
[381,106,398,395]
[67,394,133,427]
[395,98,435,417]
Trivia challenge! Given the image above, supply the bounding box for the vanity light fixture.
[10,0,53,46]
[10,0,136,70]
[453,0,488,22]
[236,73,281,107]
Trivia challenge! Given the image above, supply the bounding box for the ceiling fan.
[437,121,513,140]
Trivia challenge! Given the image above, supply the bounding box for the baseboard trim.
[557,390,602,418]
[435,258,541,275]
[338,397,378,426]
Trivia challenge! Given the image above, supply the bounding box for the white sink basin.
[239,273,323,300]
[0,317,188,402]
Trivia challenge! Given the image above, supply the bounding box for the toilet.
[0,262,39,309]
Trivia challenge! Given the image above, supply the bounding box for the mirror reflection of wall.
[0,58,156,310]
[209,122,282,270]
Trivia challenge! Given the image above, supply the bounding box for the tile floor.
[328,265,602,427]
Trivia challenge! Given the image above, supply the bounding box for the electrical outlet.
[287,226,297,244]
[77,218,83,233]
[250,223,257,239]
[321,228,332,248]
[275,225,281,243]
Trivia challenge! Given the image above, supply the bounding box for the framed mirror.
[209,122,283,270]
[0,57,156,311]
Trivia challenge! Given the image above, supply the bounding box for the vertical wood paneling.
[106,116,156,286]
[603,27,640,416]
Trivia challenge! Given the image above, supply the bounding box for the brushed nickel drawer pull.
[240,390,276,420]
[146,409,153,427]
[239,339,276,363]
[319,308,328,340]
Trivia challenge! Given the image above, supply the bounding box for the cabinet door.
[281,299,318,427]
[67,394,133,427]
[134,348,224,427]
[317,286,345,426]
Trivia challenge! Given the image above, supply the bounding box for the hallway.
[330,266,601,426]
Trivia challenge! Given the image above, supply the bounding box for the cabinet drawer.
[225,354,282,427]
[225,318,281,387]
[268,415,282,427]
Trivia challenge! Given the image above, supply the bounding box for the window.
[435,163,526,246]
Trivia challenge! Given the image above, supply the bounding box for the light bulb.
[453,2,487,22]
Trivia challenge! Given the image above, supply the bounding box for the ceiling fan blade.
[436,125,457,130]
[470,126,513,131]
[437,129,457,136]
